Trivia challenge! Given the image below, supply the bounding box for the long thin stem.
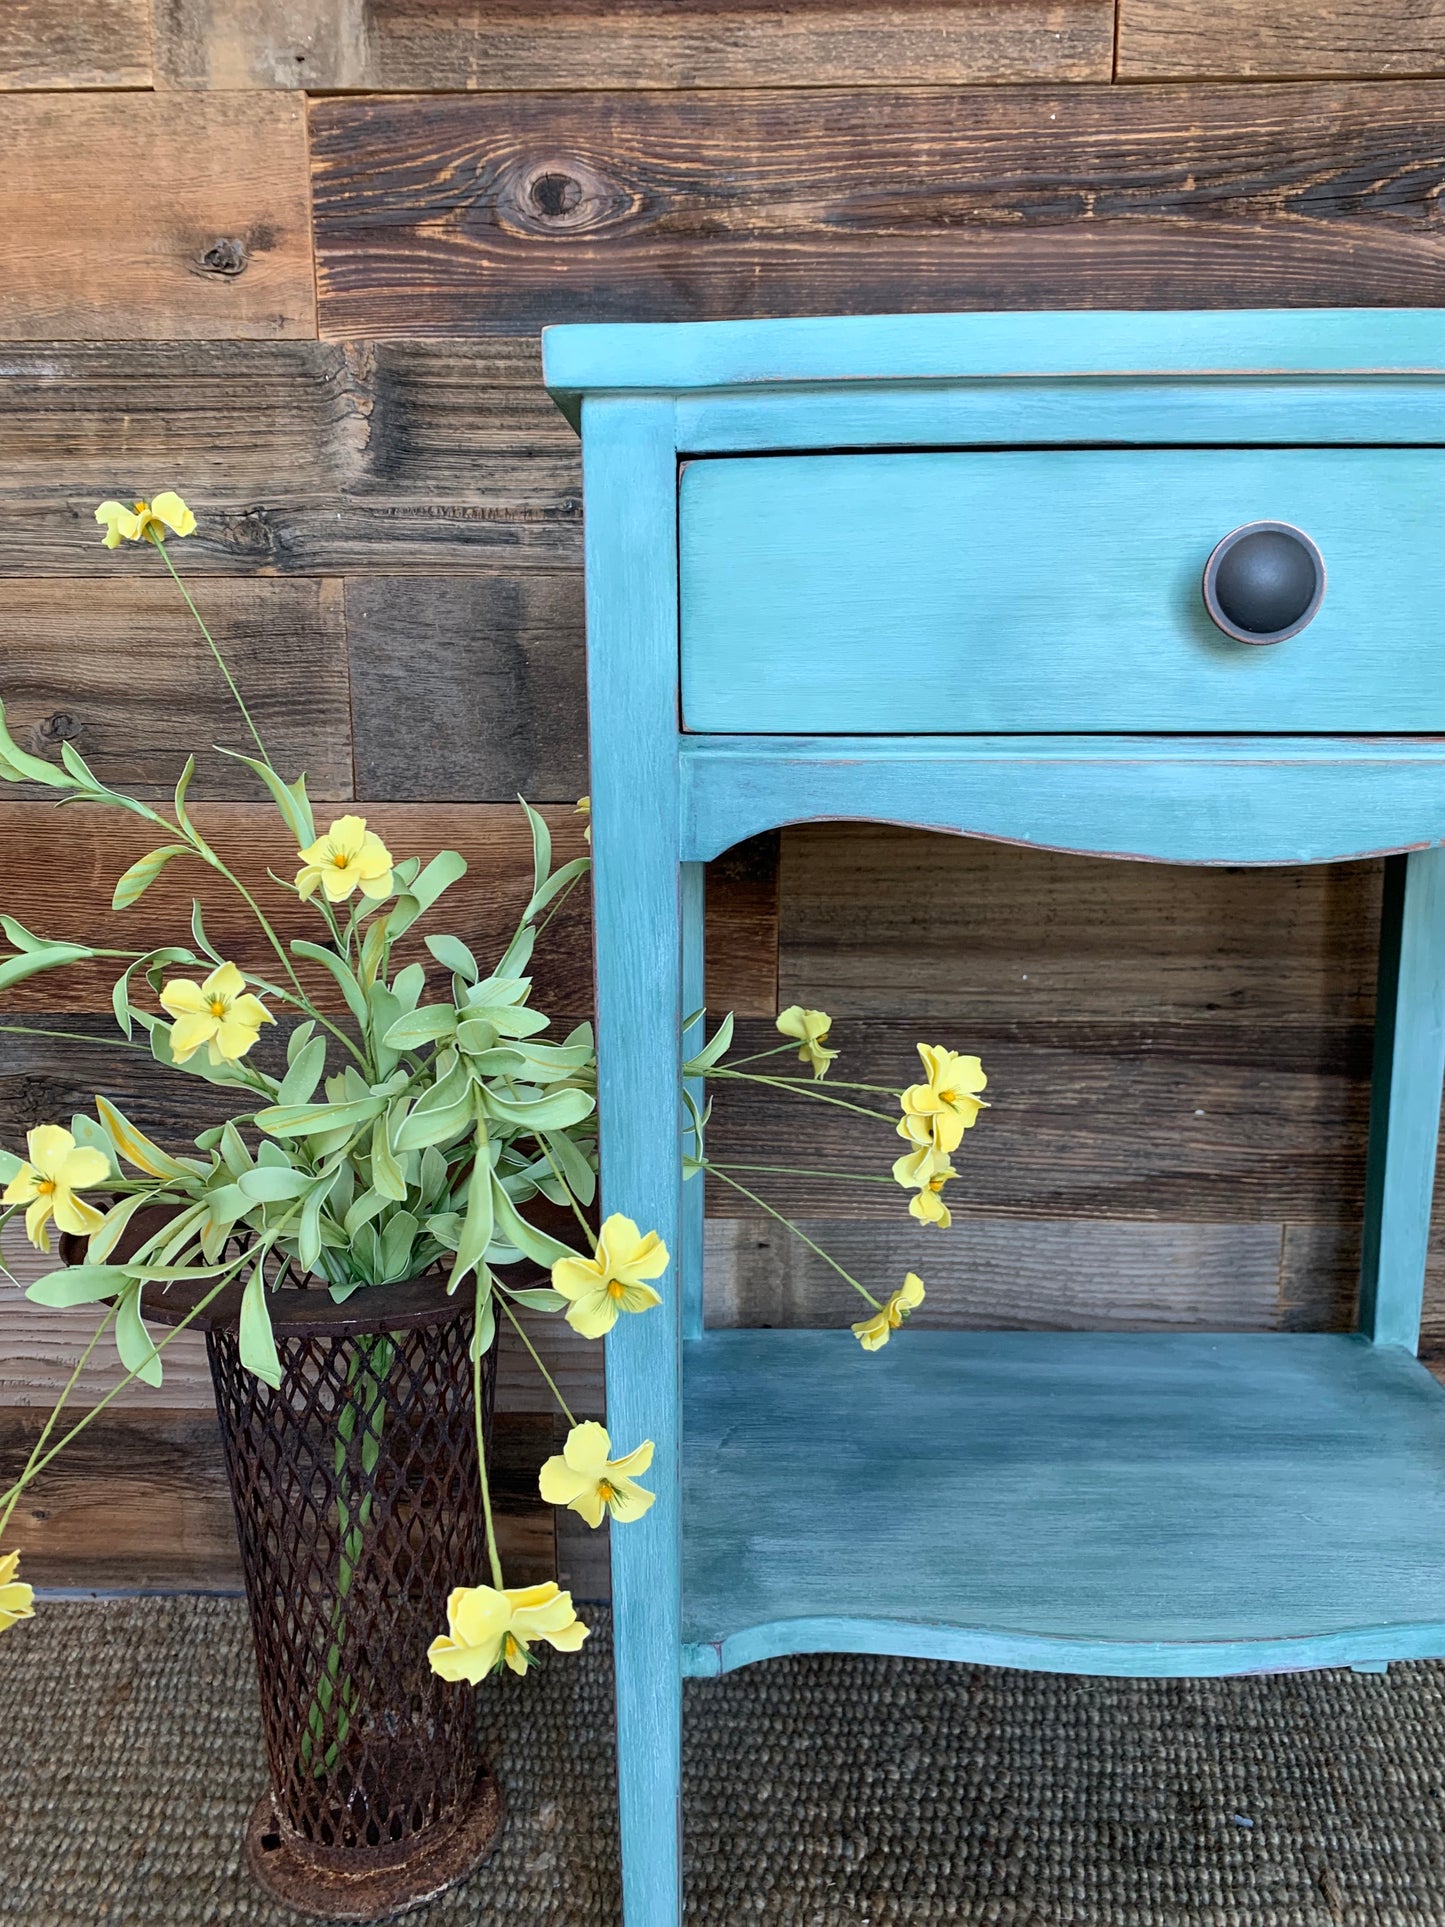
[497,1293,576,1427]
[711,1160,897,1184]
[703,1161,881,1309]
[156,540,273,769]
[0,1304,118,1540]
[475,1275,504,1590]
[714,1041,799,1071]
[706,1067,899,1124]
[529,1131,595,1246]
[0,1022,150,1053]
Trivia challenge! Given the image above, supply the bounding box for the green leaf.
[382,1005,457,1050]
[0,698,74,789]
[392,1052,472,1153]
[215,749,315,848]
[0,943,94,992]
[112,842,192,912]
[476,1003,550,1041]
[446,1114,494,1295]
[26,1265,132,1309]
[506,1286,568,1313]
[490,1178,580,1268]
[525,854,589,924]
[287,1019,317,1067]
[238,1166,314,1203]
[370,1108,408,1202]
[277,1033,327,1107]
[425,934,477,984]
[344,1186,390,1238]
[59,739,104,791]
[359,910,391,988]
[388,850,468,939]
[380,1208,420,1282]
[254,1094,387,1139]
[0,916,51,954]
[291,940,368,1027]
[541,1126,597,1208]
[482,1085,596,1132]
[173,754,197,835]
[684,1011,735,1078]
[95,1093,195,1180]
[239,1269,282,1388]
[116,1287,163,1388]
[0,1146,23,1183]
[190,898,222,964]
[521,797,551,901]
[391,961,425,1014]
[472,1285,497,1359]
[298,1185,326,1274]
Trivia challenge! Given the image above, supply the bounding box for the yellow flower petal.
[56,1144,111,1192]
[149,490,196,538]
[1,1164,39,1208]
[26,1124,79,1178]
[159,978,210,1018]
[0,1552,35,1635]
[51,1192,105,1239]
[168,1012,217,1064]
[95,501,140,547]
[852,1310,892,1351]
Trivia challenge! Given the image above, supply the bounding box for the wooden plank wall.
[3,0,1444,1601]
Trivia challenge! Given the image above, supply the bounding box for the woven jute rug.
[5,1600,1445,1926]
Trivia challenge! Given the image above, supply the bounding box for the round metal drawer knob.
[1202,521,1326,645]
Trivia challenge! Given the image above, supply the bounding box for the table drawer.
[679,447,1445,734]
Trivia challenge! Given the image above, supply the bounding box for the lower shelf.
[680,1330,1445,1678]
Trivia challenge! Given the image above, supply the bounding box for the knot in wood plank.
[497,157,636,237]
[196,237,249,278]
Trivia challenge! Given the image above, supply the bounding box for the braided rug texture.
[5,1599,1445,1925]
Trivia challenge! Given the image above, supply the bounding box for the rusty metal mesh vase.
[150,1271,503,1920]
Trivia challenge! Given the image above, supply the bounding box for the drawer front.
[679,448,1445,733]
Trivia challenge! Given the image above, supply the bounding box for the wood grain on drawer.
[680,448,1445,734]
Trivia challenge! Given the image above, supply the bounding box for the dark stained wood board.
[1,94,315,340]
[702,1017,1375,1223]
[0,802,595,1014]
[0,807,776,1016]
[1,578,353,801]
[310,84,1445,337]
[778,825,1384,1025]
[0,1408,559,1590]
[0,0,152,88]
[152,0,1114,91]
[1118,0,1445,80]
[0,340,581,577]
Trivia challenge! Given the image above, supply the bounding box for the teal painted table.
[542,310,1445,1927]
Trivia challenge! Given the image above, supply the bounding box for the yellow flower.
[1,1125,110,1253]
[576,795,591,844]
[95,491,195,548]
[428,1581,588,1682]
[551,1213,668,1340]
[160,961,275,1067]
[295,815,394,904]
[0,1552,34,1635]
[776,1005,839,1079]
[897,1045,988,1155]
[539,1421,655,1529]
[892,1144,957,1228]
[851,1273,926,1352]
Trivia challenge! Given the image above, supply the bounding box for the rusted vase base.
[243,1769,505,1923]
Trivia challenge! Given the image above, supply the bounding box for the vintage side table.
[543,311,1445,1926]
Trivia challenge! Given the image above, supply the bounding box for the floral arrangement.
[0,493,987,1687]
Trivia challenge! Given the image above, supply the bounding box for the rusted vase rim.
[139,1267,475,1337]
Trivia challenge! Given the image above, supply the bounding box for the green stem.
[475,1275,505,1590]
[715,1041,799,1070]
[706,1068,900,1124]
[0,1022,150,1053]
[529,1131,596,1248]
[496,1293,577,1427]
[0,1304,118,1540]
[703,1162,882,1309]
[156,540,274,770]
[710,1161,897,1184]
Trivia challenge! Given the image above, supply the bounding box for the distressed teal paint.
[553,312,1445,1927]
[681,449,1445,735]
[681,862,706,1343]
[582,395,684,1927]
[679,736,1445,867]
[681,1332,1445,1679]
[1359,848,1445,1348]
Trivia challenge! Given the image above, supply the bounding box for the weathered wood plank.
[0,802,593,1014]
[0,340,579,575]
[0,0,151,88]
[705,1217,1290,1331]
[310,85,1445,337]
[2,578,351,801]
[1,96,315,341]
[1279,1222,1363,1333]
[0,1409,556,1589]
[779,825,1382,1025]
[153,0,1112,90]
[348,575,587,801]
[703,1018,1374,1223]
[1118,1,1445,80]
[705,834,779,1018]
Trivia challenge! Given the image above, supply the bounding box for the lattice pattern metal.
[208,1293,493,1870]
